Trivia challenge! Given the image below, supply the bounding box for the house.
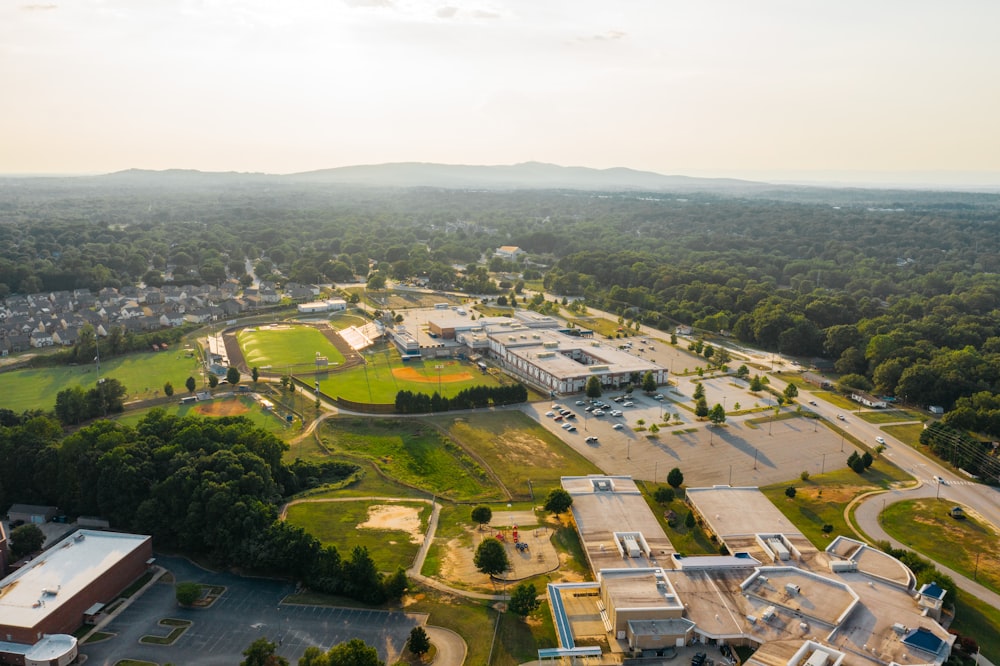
[851,392,888,409]
[29,330,54,347]
[494,245,525,261]
[284,282,319,300]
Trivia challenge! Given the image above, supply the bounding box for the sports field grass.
[238,325,345,369]
[284,499,431,572]
[320,417,504,502]
[318,348,502,404]
[112,395,298,437]
[426,411,601,501]
[0,351,202,412]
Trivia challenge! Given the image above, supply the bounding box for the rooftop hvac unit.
[746,615,757,624]
[785,583,800,595]
[892,623,908,635]
[804,650,829,666]
[761,606,776,621]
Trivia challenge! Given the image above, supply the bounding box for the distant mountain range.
[95,162,772,193]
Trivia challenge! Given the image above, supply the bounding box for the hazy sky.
[3,0,999,181]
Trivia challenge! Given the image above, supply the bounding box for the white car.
[561,422,573,430]
[836,414,845,421]
[593,409,605,417]
[623,401,635,407]
[545,411,555,417]
[575,400,586,406]
[613,423,624,430]
[875,436,886,445]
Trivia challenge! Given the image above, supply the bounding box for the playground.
[442,511,561,588]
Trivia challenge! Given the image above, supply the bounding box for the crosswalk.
[918,477,978,487]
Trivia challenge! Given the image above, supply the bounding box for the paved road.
[852,482,1000,611]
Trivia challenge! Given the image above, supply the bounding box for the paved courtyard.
[81,556,423,666]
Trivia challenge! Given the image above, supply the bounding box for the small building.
[297,299,347,314]
[7,504,58,525]
[928,405,945,415]
[850,392,888,409]
[493,246,525,261]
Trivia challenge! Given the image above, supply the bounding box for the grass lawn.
[883,422,927,447]
[319,417,503,502]
[284,499,431,572]
[762,461,912,547]
[325,310,373,331]
[812,391,858,411]
[111,395,296,438]
[565,316,631,338]
[857,408,925,424]
[0,350,202,412]
[636,482,718,556]
[952,592,1000,661]
[425,411,602,502]
[238,325,345,369]
[881,498,1000,596]
[318,348,503,404]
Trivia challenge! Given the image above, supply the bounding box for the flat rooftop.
[0,530,150,630]
[563,476,675,572]
[490,329,664,378]
[687,486,803,541]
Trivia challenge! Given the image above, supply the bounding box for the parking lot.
[81,556,422,666]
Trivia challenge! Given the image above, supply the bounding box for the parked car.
[545,411,555,417]
[566,425,577,432]
[561,422,573,430]
[613,423,624,430]
[623,401,635,407]
[585,436,598,443]
[575,400,586,406]
[593,409,605,417]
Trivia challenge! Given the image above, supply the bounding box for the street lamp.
[821,452,827,475]
[936,477,942,499]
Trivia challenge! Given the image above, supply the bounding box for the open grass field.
[112,394,298,437]
[284,499,431,572]
[635,482,718,556]
[324,311,371,331]
[425,411,601,501]
[319,417,504,502]
[237,325,346,369]
[881,498,1000,596]
[812,391,859,411]
[0,350,202,412]
[762,461,912,547]
[318,349,501,404]
[883,422,927,447]
[857,408,925,424]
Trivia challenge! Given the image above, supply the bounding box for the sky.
[2,0,1000,184]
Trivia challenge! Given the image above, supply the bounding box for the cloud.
[20,3,58,10]
[471,9,500,19]
[583,30,625,41]
[436,6,457,18]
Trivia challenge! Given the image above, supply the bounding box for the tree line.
[0,408,406,604]
[394,383,528,413]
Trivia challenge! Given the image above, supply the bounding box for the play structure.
[495,524,530,552]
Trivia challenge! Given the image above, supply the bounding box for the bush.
[785,487,797,498]
[653,486,675,504]
[176,582,202,606]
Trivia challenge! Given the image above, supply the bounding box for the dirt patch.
[392,367,475,384]
[438,524,563,589]
[799,485,863,504]
[195,399,250,416]
[496,429,562,467]
[359,504,424,544]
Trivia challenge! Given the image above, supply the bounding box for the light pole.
[753,447,759,470]
[729,464,733,486]
[435,364,443,394]
[821,452,827,475]
[936,478,942,499]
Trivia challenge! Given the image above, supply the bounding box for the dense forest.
[1,174,999,429]
[0,408,405,603]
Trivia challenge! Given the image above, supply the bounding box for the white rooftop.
[0,530,150,630]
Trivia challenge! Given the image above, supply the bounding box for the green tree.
[692,382,705,400]
[185,376,197,393]
[642,371,657,393]
[252,366,260,383]
[684,511,696,529]
[509,581,541,617]
[585,375,603,398]
[749,375,764,392]
[209,374,220,388]
[10,523,45,559]
[654,486,675,504]
[543,488,573,515]
[783,383,798,400]
[175,582,202,606]
[736,364,750,379]
[298,647,328,666]
[226,366,241,386]
[471,505,493,530]
[241,637,289,666]
[406,626,431,657]
[708,403,726,426]
[473,538,509,577]
[695,397,709,418]
[325,639,384,666]
[163,381,174,397]
[667,467,684,489]
[785,486,797,498]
